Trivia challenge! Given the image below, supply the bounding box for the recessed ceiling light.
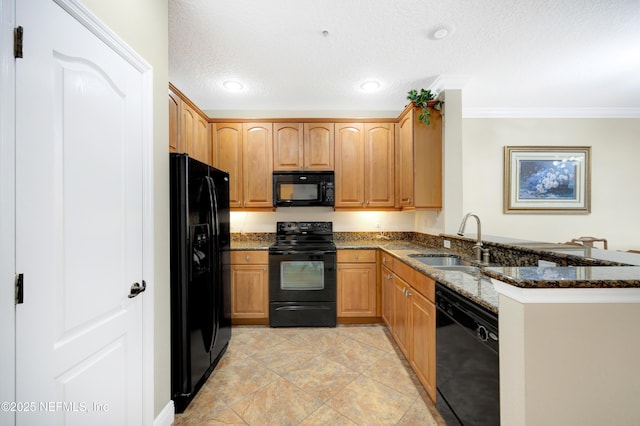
[433,28,449,40]
[360,80,381,92]
[223,80,243,92]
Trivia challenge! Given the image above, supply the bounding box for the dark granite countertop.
[231,235,640,315]
[231,241,272,250]
[459,234,640,266]
[483,266,640,289]
[336,240,499,314]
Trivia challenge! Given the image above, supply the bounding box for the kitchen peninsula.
[232,231,640,425]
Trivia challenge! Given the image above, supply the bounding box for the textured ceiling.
[169,0,640,117]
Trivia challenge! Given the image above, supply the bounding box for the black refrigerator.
[169,153,231,413]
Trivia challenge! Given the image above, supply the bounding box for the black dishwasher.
[435,283,500,425]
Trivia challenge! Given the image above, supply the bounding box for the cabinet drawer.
[231,250,268,264]
[393,259,416,284]
[380,252,394,270]
[337,249,376,263]
[413,272,435,302]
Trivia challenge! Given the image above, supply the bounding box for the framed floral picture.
[504,146,591,214]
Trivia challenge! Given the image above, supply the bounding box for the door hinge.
[14,26,23,59]
[15,273,24,304]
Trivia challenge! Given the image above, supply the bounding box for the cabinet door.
[168,89,182,153]
[410,289,436,402]
[190,113,210,165]
[180,103,196,157]
[392,275,411,357]
[381,265,394,328]
[231,264,269,319]
[364,123,395,208]
[242,123,273,208]
[273,123,303,171]
[413,108,442,209]
[304,123,334,171]
[337,262,377,317]
[334,123,364,208]
[397,109,414,208]
[215,123,243,208]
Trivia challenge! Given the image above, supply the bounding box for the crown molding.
[463,107,640,119]
[429,75,472,97]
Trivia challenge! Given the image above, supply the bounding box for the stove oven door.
[268,250,336,327]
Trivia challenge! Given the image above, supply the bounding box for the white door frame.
[0,0,155,423]
[0,0,17,421]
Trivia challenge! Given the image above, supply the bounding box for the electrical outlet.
[443,239,451,249]
[538,260,557,267]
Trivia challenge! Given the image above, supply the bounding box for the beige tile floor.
[173,324,445,426]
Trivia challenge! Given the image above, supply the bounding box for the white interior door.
[15,0,146,424]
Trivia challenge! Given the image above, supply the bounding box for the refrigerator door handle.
[204,175,219,351]
[206,176,220,239]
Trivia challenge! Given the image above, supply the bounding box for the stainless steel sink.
[408,254,469,267]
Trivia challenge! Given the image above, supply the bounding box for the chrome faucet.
[457,212,490,263]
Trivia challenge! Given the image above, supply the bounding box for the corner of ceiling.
[429,75,472,99]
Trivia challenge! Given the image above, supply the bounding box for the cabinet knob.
[387,274,392,280]
[383,257,387,264]
[354,253,359,261]
[245,255,250,261]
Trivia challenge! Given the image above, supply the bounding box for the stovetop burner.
[269,221,335,251]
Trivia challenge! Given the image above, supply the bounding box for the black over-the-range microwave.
[273,171,335,207]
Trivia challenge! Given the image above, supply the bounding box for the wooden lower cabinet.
[231,251,268,324]
[409,285,436,401]
[381,253,437,402]
[392,275,411,357]
[381,265,393,328]
[337,250,378,320]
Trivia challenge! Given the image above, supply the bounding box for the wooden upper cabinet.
[414,108,442,209]
[397,109,415,208]
[169,84,212,166]
[214,123,243,207]
[364,123,395,208]
[334,123,365,208]
[242,123,273,209]
[273,122,334,171]
[190,110,210,165]
[396,104,442,210]
[168,88,182,153]
[215,122,274,210]
[304,123,334,170]
[335,122,394,209]
[273,123,303,171]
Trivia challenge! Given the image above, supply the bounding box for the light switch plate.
[443,240,451,249]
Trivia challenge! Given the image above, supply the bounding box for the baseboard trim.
[154,400,174,426]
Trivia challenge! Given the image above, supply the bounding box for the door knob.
[128,280,146,298]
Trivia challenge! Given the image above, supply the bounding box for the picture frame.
[504,146,591,214]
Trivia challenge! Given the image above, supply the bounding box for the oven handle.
[275,305,332,311]
[269,250,336,256]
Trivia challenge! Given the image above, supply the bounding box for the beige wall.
[231,210,414,234]
[500,296,640,425]
[79,0,170,418]
[462,118,640,251]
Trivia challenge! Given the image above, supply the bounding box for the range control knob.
[476,325,489,342]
